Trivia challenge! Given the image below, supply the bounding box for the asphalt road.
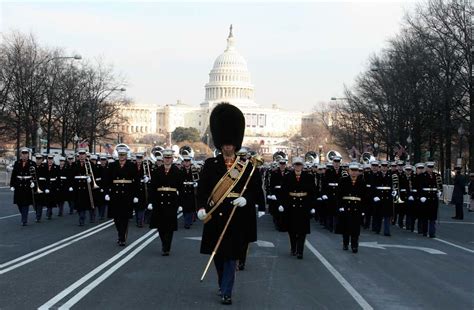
[0,187,473,310]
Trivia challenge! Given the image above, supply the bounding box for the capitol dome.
[203,25,257,108]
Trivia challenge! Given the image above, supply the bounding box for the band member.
[72,149,95,226]
[336,163,366,253]
[40,154,59,220]
[181,155,198,229]
[33,153,46,222]
[322,156,342,232]
[134,153,148,227]
[372,161,394,236]
[417,162,442,237]
[9,147,36,226]
[96,154,109,220]
[66,154,76,214]
[148,149,184,254]
[363,161,378,229]
[57,157,72,217]
[413,163,425,233]
[197,103,261,305]
[404,165,416,231]
[105,147,139,246]
[314,164,326,226]
[278,156,316,259]
[267,157,289,231]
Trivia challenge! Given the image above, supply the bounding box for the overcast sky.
[1,0,417,112]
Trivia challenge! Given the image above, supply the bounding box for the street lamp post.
[373,143,379,160]
[406,134,412,164]
[458,124,465,167]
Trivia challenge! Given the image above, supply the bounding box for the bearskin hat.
[210,103,245,151]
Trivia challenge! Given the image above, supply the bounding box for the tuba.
[305,151,318,164]
[179,145,194,159]
[327,150,342,162]
[273,151,287,162]
[361,152,375,164]
[150,146,164,163]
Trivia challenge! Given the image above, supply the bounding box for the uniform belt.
[113,179,133,184]
[422,188,438,192]
[38,177,46,181]
[227,192,240,198]
[376,186,391,190]
[183,182,195,185]
[400,189,406,192]
[95,178,102,181]
[274,185,281,189]
[60,176,67,180]
[411,189,417,192]
[157,187,177,192]
[75,176,88,179]
[50,178,57,181]
[328,183,338,186]
[342,196,361,201]
[289,192,307,197]
[17,176,32,180]
[366,184,371,188]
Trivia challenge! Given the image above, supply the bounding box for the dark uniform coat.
[451,172,466,205]
[373,171,393,217]
[132,162,148,211]
[106,160,139,218]
[323,167,342,216]
[181,167,197,213]
[198,155,261,260]
[39,163,60,207]
[10,159,36,206]
[417,172,441,220]
[149,165,183,232]
[279,170,316,234]
[336,175,366,235]
[72,161,94,211]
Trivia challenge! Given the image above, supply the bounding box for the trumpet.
[85,159,100,189]
[143,159,152,180]
[29,166,43,194]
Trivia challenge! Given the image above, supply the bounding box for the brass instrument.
[436,173,443,202]
[392,173,403,203]
[142,159,151,205]
[305,151,317,164]
[327,150,342,162]
[29,165,43,194]
[84,159,98,209]
[273,151,287,162]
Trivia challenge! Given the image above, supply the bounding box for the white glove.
[408,196,414,201]
[30,182,35,189]
[339,207,344,212]
[420,197,427,203]
[392,191,397,197]
[197,208,207,220]
[178,206,183,212]
[193,182,198,188]
[69,187,73,192]
[45,189,50,194]
[437,191,442,198]
[133,197,138,203]
[147,203,153,210]
[278,205,284,212]
[100,189,104,192]
[105,194,110,201]
[310,209,315,214]
[362,213,365,216]
[322,195,328,200]
[142,176,149,183]
[267,195,277,201]
[86,177,91,184]
[232,197,247,207]
[316,197,322,201]
[373,197,380,202]
[10,187,14,192]
[258,211,265,217]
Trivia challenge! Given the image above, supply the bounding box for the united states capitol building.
[120,26,305,154]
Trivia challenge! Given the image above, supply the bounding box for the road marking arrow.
[359,242,446,255]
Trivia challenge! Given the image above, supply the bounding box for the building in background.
[119,25,307,155]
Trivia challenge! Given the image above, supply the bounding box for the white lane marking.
[0,219,113,268]
[57,234,158,309]
[433,238,474,254]
[305,240,373,310]
[0,222,114,273]
[438,221,474,225]
[38,229,157,310]
[0,208,47,220]
[359,242,446,254]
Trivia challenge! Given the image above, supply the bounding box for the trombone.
[85,158,99,209]
[29,165,44,194]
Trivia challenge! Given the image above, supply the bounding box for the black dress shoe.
[22,222,27,226]
[343,244,349,251]
[119,241,126,246]
[297,254,303,259]
[384,233,391,237]
[237,263,245,271]
[221,295,232,305]
[162,251,169,256]
[352,247,358,253]
[429,235,436,238]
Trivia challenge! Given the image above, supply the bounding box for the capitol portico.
[120,25,306,154]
